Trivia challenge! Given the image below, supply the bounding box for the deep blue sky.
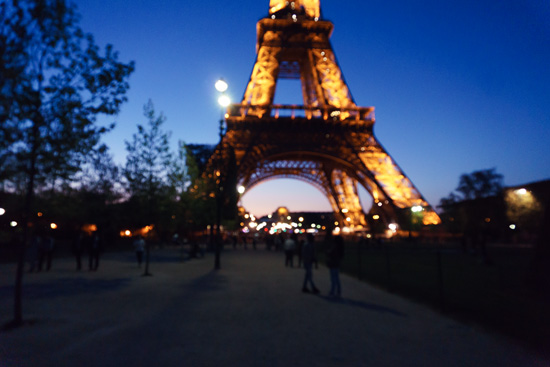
[73,0,550,217]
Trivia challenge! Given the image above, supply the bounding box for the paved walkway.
[0,246,546,367]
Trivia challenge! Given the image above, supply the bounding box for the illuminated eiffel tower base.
[210,0,440,233]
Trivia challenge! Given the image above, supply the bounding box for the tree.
[124,100,173,276]
[0,0,134,326]
[455,168,503,200]
[184,144,217,231]
[439,168,504,263]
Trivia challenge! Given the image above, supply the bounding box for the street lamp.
[215,78,228,93]
[214,78,230,270]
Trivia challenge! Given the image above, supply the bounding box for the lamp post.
[214,78,230,270]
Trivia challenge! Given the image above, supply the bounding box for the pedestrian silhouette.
[73,232,84,270]
[284,234,296,267]
[28,234,41,272]
[88,232,101,271]
[302,233,320,294]
[133,235,145,267]
[327,235,345,297]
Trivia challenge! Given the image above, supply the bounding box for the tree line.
[1,0,237,326]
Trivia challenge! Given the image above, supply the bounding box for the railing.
[227,103,375,122]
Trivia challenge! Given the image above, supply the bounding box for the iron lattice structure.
[210,0,440,231]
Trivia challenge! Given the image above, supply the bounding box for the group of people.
[282,233,345,297]
[27,231,103,273]
[28,228,345,298]
[72,232,102,271]
[28,233,55,272]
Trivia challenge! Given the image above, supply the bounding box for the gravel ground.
[0,246,546,367]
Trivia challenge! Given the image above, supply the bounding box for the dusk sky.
[72,0,550,217]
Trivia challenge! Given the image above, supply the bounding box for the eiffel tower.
[211,0,440,232]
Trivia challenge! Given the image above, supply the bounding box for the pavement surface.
[0,246,547,367]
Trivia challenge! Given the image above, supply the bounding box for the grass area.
[318,240,549,356]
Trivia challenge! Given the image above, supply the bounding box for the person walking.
[284,234,296,267]
[301,233,320,294]
[327,235,345,297]
[88,232,101,271]
[73,232,84,270]
[43,234,55,271]
[296,237,304,267]
[28,234,41,273]
[133,235,146,267]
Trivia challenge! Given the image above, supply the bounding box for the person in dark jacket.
[301,234,320,294]
[327,235,345,297]
[88,232,102,271]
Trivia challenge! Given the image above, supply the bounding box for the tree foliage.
[455,168,503,201]
[124,101,172,199]
[1,0,134,190]
[124,100,174,235]
[438,169,505,261]
[0,0,134,326]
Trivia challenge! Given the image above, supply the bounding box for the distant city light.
[37,212,43,217]
[10,221,17,227]
[50,223,58,229]
[238,185,245,194]
[411,205,423,213]
[372,215,380,220]
[0,208,4,215]
[509,224,516,230]
[388,223,398,232]
[515,188,527,195]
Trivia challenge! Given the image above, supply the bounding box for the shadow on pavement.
[0,277,132,300]
[185,271,229,293]
[319,295,408,317]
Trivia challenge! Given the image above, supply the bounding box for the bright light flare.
[515,188,527,195]
[218,95,230,107]
[215,79,228,92]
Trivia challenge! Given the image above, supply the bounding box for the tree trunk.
[11,121,39,327]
